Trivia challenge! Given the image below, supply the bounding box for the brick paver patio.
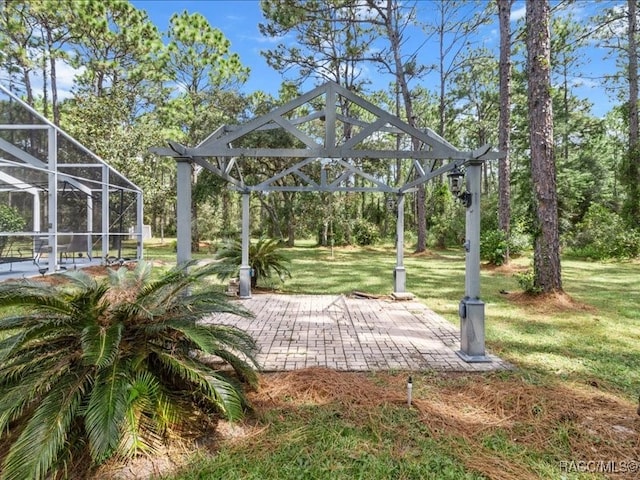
[206,294,510,372]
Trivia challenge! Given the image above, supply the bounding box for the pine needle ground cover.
[151,242,639,480]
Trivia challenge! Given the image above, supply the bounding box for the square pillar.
[393,193,407,293]
[238,192,252,299]
[457,160,490,362]
[176,159,192,266]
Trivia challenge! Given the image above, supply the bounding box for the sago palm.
[0,261,257,480]
[214,237,291,288]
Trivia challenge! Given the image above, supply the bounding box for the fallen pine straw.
[249,368,639,480]
[505,291,597,314]
[91,368,639,479]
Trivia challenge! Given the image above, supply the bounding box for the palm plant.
[0,261,257,480]
[214,237,291,288]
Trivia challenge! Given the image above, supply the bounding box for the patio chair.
[59,235,92,263]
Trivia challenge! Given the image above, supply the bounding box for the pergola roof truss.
[157,81,498,194]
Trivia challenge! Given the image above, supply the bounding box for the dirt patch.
[482,262,529,275]
[26,264,135,287]
[505,291,597,315]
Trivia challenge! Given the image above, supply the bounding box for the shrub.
[480,226,531,265]
[214,237,291,288]
[516,269,542,294]
[0,261,257,480]
[508,226,531,257]
[480,229,509,266]
[352,219,380,246]
[0,205,25,257]
[428,185,464,248]
[568,204,640,260]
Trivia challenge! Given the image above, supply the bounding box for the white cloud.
[28,58,84,101]
[570,76,599,88]
[54,59,84,99]
[511,6,526,22]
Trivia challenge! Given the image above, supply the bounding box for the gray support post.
[136,191,144,260]
[47,126,57,273]
[101,165,109,262]
[393,193,406,293]
[239,191,252,298]
[33,193,41,233]
[457,159,489,362]
[86,194,93,258]
[176,159,192,266]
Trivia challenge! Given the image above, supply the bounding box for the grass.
[173,404,483,480]
[140,239,639,479]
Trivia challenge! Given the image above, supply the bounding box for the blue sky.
[130,0,623,118]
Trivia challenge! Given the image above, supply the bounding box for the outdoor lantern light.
[448,165,472,207]
[386,196,397,213]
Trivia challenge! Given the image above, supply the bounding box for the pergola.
[0,83,144,273]
[154,81,500,362]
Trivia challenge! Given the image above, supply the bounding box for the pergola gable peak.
[192,80,460,157]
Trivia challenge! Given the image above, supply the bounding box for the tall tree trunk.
[630,0,638,148]
[527,0,562,293]
[41,34,49,119]
[497,0,512,263]
[47,27,60,126]
[625,0,640,221]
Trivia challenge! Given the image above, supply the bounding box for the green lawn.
[143,239,639,480]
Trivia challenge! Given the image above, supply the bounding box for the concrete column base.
[458,297,490,362]
[239,266,252,299]
[393,266,406,293]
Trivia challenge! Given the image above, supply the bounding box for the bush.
[516,269,542,294]
[0,205,25,257]
[508,226,531,257]
[480,229,509,265]
[214,237,291,288]
[352,219,380,246]
[568,204,640,260]
[480,225,531,265]
[0,261,257,479]
[428,185,464,248]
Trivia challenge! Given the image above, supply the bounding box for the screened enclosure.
[0,83,143,274]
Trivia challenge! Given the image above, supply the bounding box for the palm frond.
[107,265,129,286]
[0,289,76,318]
[117,371,163,458]
[135,262,193,303]
[164,321,258,383]
[0,321,77,364]
[84,361,130,462]
[152,350,245,420]
[204,348,259,387]
[60,269,98,290]
[0,345,75,391]
[0,370,90,480]
[81,323,122,368]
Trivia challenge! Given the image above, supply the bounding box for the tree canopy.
[0,0,638,272]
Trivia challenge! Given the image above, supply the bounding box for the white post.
[239,191,252,298]
[136,191,144,260]
[101,165,109,262]
[47,126,57,273]
[176,159,192,266]
[32,193,41,232]
[393,193,406,293]
[86,194,93,258]
[458,159,488,362]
